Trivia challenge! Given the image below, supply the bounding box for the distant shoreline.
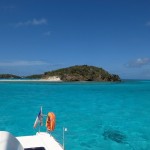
[0,65,121,82]
[0,79,62,82]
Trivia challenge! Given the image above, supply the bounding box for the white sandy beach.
[0,76,62,82]
[40,76,62,81]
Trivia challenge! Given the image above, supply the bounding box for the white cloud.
[0,61,65,76]
[0,61,65,67]
[15,18,47,27]
[125,58,150,68]
[0,61,48,67]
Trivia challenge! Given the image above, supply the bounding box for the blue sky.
[0,0,150,79]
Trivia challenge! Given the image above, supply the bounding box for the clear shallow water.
[0,80,150,150]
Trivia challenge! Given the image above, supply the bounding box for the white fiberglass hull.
[0,131,63,150]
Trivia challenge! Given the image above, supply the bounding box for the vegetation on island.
[0,65,121,82]
[0,74,21,79]
[25,74,43,79]
[43,65,121,82]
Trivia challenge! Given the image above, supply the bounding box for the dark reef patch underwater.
[102,129,127,144]
[102,128,136,150]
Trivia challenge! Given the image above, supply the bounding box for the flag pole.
[63,127,64,150]
[38,124,40,133]
[63,127,67,150]
[39,106,42,133]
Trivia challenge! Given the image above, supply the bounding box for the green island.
[0,65,121,82]
[0,74,21,79]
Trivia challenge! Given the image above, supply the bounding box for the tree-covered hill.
[43,65,121,82]
[0,74,21,79]
[0,65,121,82]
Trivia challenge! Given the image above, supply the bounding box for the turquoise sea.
[0,80,150,150]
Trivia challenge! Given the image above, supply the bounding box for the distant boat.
[0,107,64,150]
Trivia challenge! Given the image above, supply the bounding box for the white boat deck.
[17,132,63,150]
